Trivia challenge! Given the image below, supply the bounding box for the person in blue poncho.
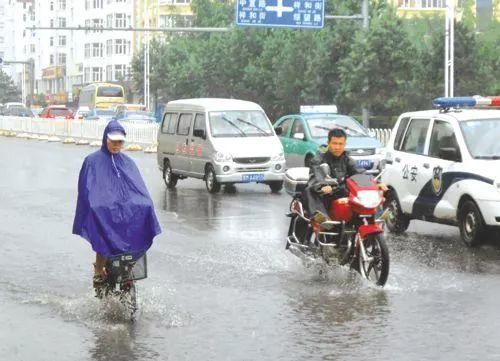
[73,120,161,289]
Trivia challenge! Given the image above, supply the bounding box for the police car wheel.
[205,165,221,194]
[384,191,410,234]
[458,200,486,247]
[163,161,178,189]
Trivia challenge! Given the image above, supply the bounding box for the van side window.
[429,120,461,160]
[161,112,175,134]
[400,118,430,155]
[393,117,410,150]
[177,113,193,136]
[194,113,205,133]
[166,113,178,134]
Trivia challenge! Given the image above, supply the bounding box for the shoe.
[312,211,330,224]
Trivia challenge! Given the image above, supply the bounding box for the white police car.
[381,96,500,246]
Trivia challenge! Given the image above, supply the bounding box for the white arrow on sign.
[265,0,294,17]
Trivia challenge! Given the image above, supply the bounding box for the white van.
[157,98,286,193]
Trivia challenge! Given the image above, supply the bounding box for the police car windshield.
[308,116,368,138]
[460,118,500,159]
[209,111,273,138]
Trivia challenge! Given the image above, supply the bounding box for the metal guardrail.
[0,116,392,147]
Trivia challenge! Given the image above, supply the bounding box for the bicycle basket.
[106,253,148,282]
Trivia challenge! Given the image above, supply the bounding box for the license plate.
[241,173,265,182]
[356,159,374,170]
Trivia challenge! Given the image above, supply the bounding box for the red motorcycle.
[285,165,390,286]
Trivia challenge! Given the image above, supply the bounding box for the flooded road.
[1,137,500,361]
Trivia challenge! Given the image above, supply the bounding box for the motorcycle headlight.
[353,190,383,209]
[214,151,232,162]
[271,152,285,161]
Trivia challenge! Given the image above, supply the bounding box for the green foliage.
[0,71,21,104]
[34,93,48,107]
[131,0,500,125]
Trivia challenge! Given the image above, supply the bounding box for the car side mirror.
[293,132,305,140]
[193,129,206,139]
[439,147,461,162]
[275,127,283,136]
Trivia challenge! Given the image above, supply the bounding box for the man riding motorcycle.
[302,128,387,224]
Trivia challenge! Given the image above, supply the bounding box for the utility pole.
[444,0,454,97]
[361,0,370,128]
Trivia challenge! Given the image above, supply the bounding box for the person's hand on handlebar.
[321,185,333,194]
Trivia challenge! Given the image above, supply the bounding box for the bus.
[78,83,125,109]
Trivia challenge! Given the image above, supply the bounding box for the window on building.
[50,54,54,65]
[106,39,113,56]
[58,35,66,46]
[159,14,193,28]
[58,17,66,28]
[30,44,36,53]
[84,43,90,58]
[92,43,103,57]
[50,1,54,10]
[115,39,126,54]
[106,14,113,28]
[50,19,54,27]
[50,37,54,46]
[84,67,91,82]
[93,0,103,8]
[58,0,66,10]
[114,64,127,80]
[92,67,103,81]
[115,13,126,28]
[58,53,66,65]
[106,65,113,81]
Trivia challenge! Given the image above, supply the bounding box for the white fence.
[0,116,159,145]
[0,116,392,146]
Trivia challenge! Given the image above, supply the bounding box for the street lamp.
[444,0,454,97]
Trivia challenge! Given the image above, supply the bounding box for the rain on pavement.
[1,137,500,361]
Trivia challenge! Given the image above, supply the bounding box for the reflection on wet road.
[1,137,500,361]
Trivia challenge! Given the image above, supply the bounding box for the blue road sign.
[236,0,324,29]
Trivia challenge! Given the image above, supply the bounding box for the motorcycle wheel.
[358,234,390,286]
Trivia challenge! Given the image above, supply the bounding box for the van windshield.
[460,118,500,159]
[209,110,273,137]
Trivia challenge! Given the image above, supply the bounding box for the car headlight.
[353,190,383,209]
[271,152,285,161]
[214,151,232,162]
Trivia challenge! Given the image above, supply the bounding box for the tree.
[0,71,21,104]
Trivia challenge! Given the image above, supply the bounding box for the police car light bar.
[300,105,338,114]
[433,96,500,109]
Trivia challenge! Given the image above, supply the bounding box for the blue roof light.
[432,97,477,108]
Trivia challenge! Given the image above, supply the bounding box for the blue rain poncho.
[73,120,161,259]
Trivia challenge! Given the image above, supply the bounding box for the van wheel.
[205,165,221,193]
[268,181,283,193]
[163,161,178,189]
[458,200,486,247]
[383,190,410,234]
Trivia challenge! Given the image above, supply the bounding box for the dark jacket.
[307,149,363,192]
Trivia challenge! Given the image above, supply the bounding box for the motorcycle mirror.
[319,163,330,177]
